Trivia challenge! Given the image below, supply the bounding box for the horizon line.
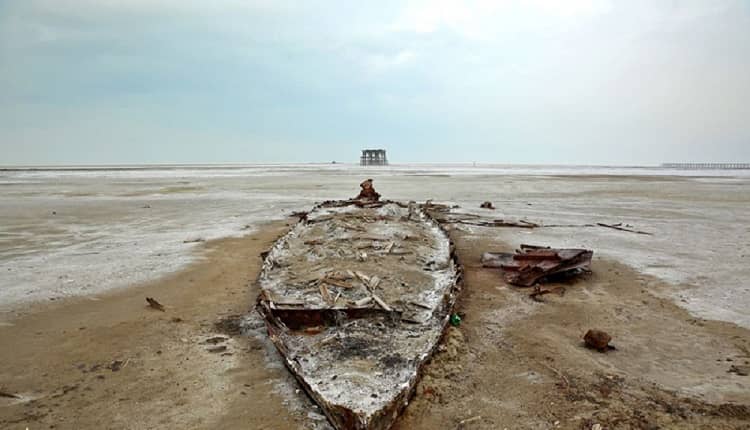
[0,161,677,171]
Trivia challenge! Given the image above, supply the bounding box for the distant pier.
[662,163,750,170]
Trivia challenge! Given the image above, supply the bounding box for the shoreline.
[1,216,749,429]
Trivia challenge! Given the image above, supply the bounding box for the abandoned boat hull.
[256,200,462,430]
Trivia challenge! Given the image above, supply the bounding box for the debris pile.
[481,244,593,287]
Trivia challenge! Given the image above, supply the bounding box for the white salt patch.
[1,165,748,329]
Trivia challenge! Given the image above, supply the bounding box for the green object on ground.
[450,313,461,327]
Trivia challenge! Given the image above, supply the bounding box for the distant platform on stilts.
[360,149,388,166]
[662,163,750,170]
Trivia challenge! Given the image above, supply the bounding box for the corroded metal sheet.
[482,244,593,287]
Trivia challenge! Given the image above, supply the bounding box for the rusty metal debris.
[482,244,593,287]
[584,329,615,352]
[146,297,165,312]
[529,285,566,301]
[355,178,380,201]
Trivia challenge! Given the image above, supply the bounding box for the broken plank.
[354,297,373,307]
[371,293,393,312]
[319,284,333,305]
[596,222,653,235]
[322,277,354,289]
[146,297,165,312]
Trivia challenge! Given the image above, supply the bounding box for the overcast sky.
[1,0,749,165]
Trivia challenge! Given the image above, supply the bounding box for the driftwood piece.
[596,222,653,235]
[146,297,165,312]
[371,293,392,312]
[319,284,333,305]
[459,415,483,426]
[323,277,353,289]
[385,241,395,254]
[0,390,20,399]
[354,297,373,307]
[456,219,539,228]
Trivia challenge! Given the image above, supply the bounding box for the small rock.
[728,365,749,376]
[480,201,495,210]
[205,336,228,345]
[592,424,602,430]
[107,360,124,372]
[207,345,227,353]
[584,329,614,352]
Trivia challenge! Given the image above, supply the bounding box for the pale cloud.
[391,0,612,39]
[367,50,416,73]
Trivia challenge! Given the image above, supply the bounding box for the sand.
[397,226,750,429]
[2,216,750,429]
[0,219,315,429]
